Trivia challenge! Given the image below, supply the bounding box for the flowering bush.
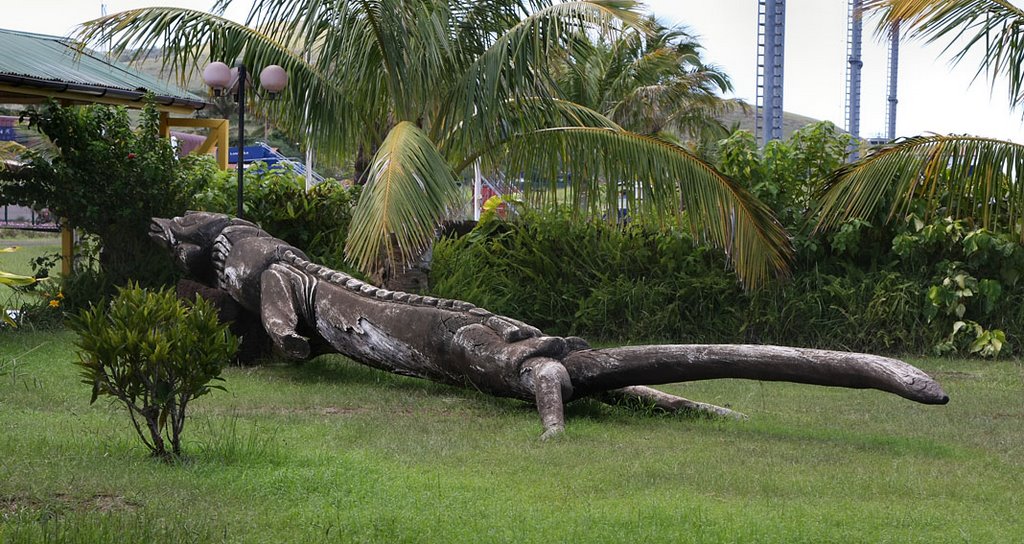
[0,98,216,288]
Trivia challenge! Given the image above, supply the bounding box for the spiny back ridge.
[280,250,486,314]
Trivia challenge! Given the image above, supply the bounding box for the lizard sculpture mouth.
[152,211,949,438]
[148,217,174,247]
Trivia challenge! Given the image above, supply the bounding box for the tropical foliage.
[817,134,1024,236]
[192,166,361,273]
[556,16,742,143]
[818,0,1024,239]
[717,121,852,232]
[0,100,215,287]
[433,123,1023,356]
[77,0,791,287]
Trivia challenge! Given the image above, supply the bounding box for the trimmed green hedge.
[430,211,1024,356]
[192,167,361,274]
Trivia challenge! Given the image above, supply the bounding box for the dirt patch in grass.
[1,497,31,515]
[226,405,373,416]
[211,405,474,417]
[929,370,981,380]
[76,494,138,513]
[1,494,138,515]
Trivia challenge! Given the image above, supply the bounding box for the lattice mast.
[845,0,864,158]
[756,0,786,146]
[885,23,900,141]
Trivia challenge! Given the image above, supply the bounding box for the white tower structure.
[756,0,786,146]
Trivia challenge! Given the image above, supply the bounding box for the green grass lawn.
[0,238,59,276]
[1,329,1022,543]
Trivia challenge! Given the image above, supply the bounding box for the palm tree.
[557,17,743,144]
[817,0,1024,239]
[78,0,792,287]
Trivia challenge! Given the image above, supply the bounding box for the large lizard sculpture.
[151,212,949,438]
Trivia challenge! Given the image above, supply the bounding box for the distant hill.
[115,50,208,96]
[718,106,838,140]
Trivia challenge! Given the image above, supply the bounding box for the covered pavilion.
[0,27,229,275]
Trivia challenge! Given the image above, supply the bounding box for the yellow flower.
[49,299,60,308]
[56,292,64,299]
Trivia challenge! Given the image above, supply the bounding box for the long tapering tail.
[562,344,949,405]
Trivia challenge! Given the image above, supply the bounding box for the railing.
[231,142,325,185]
[0,205,59,232]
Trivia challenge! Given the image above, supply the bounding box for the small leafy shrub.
[893,216,1022,357]
[70,284,238,459]
[192,168,360,272]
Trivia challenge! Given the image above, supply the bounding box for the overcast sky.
[6,0,1024,143]
[646,0,1024,143]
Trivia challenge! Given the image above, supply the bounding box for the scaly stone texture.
[151,212,948,437]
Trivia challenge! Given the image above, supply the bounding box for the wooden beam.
[161,117,231,171]
[0,84,200,115]
[160,118,227,128]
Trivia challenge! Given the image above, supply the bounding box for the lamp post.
[203,62,288,219]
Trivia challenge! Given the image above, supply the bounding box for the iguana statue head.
[150,212,255,280]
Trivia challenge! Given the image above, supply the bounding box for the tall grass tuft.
[193,415,283,466]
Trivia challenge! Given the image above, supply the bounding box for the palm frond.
[434,1,642,155]
[74,8,368,163]
[345,122,464,276]
[448,98,621,170]
[608,76,734,137]
[865,0,1024,113]
[500,127,793,288]
[815,134,1024,237]
[0,270,37,288]
[554,14,734,140]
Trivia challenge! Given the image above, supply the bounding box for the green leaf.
[816,134,1024,241]
[345,121,463,275]
[0,270,37,287]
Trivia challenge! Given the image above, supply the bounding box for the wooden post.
[60,223,73,277]
[217,120,229,171]
[158,112,171,138]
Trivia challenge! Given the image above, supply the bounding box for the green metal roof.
[0,27,208,111]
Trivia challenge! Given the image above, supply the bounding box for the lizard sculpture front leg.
[259,263,313,359]
[521,358,573,439]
